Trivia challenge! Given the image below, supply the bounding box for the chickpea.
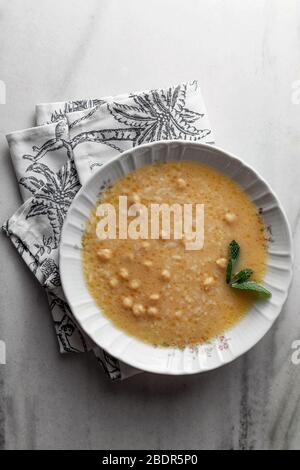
[203,276,215,291]
[149,293,160,301]
[132,303,145,316]
[143,260,153,268]
[119,267,129,279]
[216,257,227,269]
[129,193,141,204]
[122,297,133,309]
[161,269,171,281]
[177,178,186,189]
[147,306,159,317]
[109,278,119,288]
[224,212,237,224]
[141,241,150,249]
[129,279,141,290]
[97,248,112,261]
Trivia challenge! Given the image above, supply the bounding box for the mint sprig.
[231,281,271,298]
[231,268,253,284]
[225,240,271,298]
[226,240,240,284]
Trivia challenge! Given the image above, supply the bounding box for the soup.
[82,161,267,348]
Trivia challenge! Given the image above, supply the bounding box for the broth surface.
[82,161,267,347]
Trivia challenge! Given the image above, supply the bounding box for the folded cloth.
[6,121,70,201]
[3,80,214,380]
[35,98,107,126]
[4,115,133,380]
[36,81,214,184]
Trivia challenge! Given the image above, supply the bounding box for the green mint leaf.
[226,259,233,284]
[226,240,240,283]
[229,240,240,260]
[231,268,253,284]
[231,281,272,298]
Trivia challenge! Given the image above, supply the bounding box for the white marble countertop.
[0,0,299,450]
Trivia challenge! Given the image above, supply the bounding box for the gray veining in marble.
[0,0,300,450]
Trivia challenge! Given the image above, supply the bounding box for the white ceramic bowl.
[60,141,293,374]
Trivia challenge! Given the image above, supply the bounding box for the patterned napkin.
[3,80,214,380]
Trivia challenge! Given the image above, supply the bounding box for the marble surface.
[0,0,300,450]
